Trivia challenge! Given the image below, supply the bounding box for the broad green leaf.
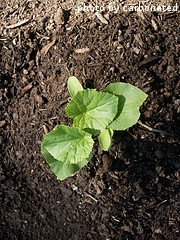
[67,76,84,98]
[105,83,147,130]
[98,128,113,151]
[41,145,92,180]
[66,89,119,131]
[42,125,94,164]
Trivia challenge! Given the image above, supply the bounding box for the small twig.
[74,47,90,54]
[84,192,98,202]
[156,200,168,208]
[6,19,30,29]
[138,121,173,137]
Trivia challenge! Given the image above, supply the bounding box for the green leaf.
[83,128,100,136]
[42,125,94,164]
[105,83,147,130]
[66,89,119,131]
[41,145,92,180]
[67,76,84,98]
[98,128,113,151]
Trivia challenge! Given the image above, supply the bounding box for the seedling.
[41,76,147,180]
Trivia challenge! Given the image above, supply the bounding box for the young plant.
[41,76,147,180]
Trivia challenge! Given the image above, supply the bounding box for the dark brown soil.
[0,2,180,240]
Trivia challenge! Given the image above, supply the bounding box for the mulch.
[0,1,180,239]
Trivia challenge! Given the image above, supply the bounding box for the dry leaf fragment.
[41,39,56,55]
[134,34,143,47]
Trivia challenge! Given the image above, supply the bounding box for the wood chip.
[13,113,19,124]
[136,11,145,20]
[95,12,108,24]
[6,19,30,29]
[35,95,43,105]
[121,225,132,233]
[0,120,6,127]
[151,19,158,31]
[21,82,33,94]
[35,50,41,66]
[133,47,140,55]
[43,125,48,134]
[74,47,90,54]
[134,34,144,47]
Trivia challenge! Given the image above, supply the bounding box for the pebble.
[23,69,28,75]
[72,184,78,191]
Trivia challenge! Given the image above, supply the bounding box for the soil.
[0,1,180,240]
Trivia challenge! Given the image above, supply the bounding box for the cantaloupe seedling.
[41,76,147,180]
